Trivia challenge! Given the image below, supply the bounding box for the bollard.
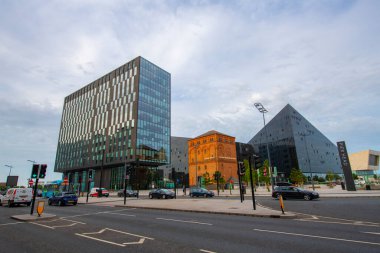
[279,195,285,214]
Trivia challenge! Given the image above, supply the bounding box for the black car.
[189,188,214,198]
[272,186,319,201]
[148,189,175,199]
[117,189,138,198]
[48,192,78,206]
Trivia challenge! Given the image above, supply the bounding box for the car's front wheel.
[204,194,207,198]
[190,193,193,197]
[48,200,52,206]
[149,194,153,199]
[304,195,311,201]
[163,195,167,199]
[58,200,63,206]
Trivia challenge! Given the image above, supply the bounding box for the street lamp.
[253,102,275,191]
[299,131,314,191]
[4,165,13,177]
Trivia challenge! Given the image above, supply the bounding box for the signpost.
[37,201,45,217]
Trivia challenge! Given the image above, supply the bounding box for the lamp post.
[4,165,13,177]
[254,102,275,192]
[299,131,314,190]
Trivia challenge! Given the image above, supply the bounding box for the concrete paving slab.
[11,213,57,221]
[114,198,295,219]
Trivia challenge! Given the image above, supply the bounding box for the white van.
[0,188,33,207]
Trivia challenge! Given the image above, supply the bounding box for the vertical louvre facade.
[54,56,170,190]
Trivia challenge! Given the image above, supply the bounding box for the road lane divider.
[156,218,212,226]
[253,228,380,246]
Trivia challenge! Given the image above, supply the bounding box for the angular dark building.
[248,104,341,179]
[158,136,190,186]
[54,56,171,191]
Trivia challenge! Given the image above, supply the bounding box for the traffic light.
[254,155,262,169]
[39,164,47,178]
[88,170,93,180]
[238,162,246,175]
[31,164,39,179]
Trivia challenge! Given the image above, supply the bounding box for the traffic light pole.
[30,165,40,215]
[86,180,90,203]
[248,156,256,210]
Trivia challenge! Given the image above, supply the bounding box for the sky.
[1,0,379,185]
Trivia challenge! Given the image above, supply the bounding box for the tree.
[202,172,212,185]
[289,168,305,186]
[333,173,342,181]
[325,171,334,182]
[374,174,378,180]
[352,173,358,180]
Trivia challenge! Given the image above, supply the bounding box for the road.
[0,200,379,253]
[255,196,380,223]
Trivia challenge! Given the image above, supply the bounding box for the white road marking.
[293,212,379,225]
[254,229,380,246]
[0,222,24,226]
[200,249,217,253]
[60,218,86,224]
[156,218,212,226]
[108,213,136,217]
[30,222,55,229]
[295,219,380,227]
[61,208,136,219]
[75,228,154,247]
[362,231,380,235]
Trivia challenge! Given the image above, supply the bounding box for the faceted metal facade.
[248,104,341,177]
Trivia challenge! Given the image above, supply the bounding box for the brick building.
[188,130,238,187]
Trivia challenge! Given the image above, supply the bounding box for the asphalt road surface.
[0,201,379,253]
[255,196,380,223]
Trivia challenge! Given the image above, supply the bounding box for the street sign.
[28,179,34,187]
[37,201,45,217]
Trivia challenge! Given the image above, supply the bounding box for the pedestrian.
[183,185,186,196]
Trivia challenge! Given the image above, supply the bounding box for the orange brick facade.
[188,131,238,187]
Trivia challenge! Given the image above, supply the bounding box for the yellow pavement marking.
[156,218,212,226]
[254,229,380,246]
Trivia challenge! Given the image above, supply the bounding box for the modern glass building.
[54,56,171,191]
[248,104,341,179]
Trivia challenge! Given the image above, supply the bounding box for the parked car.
[89,188,109,197]
[0,188,33,207]
[48,192,78,206]
[117,189,138,198]
[0,192,5,206]
[276,182,292,187]
[148,189,175,199]
[272,186,319,201]
[189,188,214,198]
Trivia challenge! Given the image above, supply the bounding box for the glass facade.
[54,56,171,190]
[249,104,341,177]
[137,58,170,164]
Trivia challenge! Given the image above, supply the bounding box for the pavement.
[12,185,380,221]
